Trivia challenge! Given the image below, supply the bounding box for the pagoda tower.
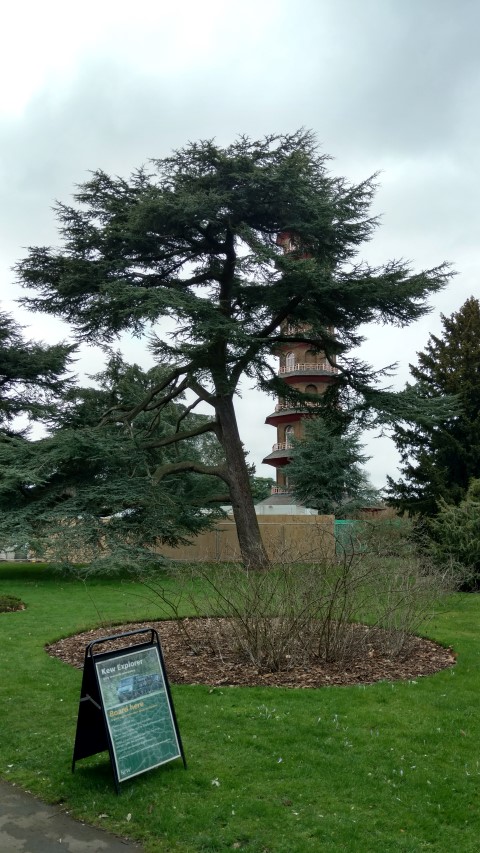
[262,232,338,493]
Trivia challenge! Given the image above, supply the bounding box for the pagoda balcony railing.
[282,323,310,335]
[273,400,322,412]
[279,362,338,374]
[270,486,291,494]
[272,442,294,452]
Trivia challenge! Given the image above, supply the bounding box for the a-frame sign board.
[72,627,186,792]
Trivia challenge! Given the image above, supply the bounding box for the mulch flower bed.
[46,617,456,689]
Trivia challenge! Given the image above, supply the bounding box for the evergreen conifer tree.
[0,354,226,564]
[288,418,378,515]
[0,309,73,433]
[387,297,480,515]
[16,131,452,566]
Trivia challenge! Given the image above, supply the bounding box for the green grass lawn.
[1,562,479,852]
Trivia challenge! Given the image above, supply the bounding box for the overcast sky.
[1,0,479,488]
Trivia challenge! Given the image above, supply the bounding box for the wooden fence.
[155,514,335,562]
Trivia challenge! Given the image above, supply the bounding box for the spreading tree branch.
[142,419,218,449]
[152,460,229,484]
[230,293,305,387]
[99,364,193,425]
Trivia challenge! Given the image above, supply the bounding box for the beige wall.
[156,515,335,563]
[42,515,335,565]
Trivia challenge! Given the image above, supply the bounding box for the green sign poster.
[95,645,181,782]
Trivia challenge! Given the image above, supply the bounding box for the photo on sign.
[97,650,163,709]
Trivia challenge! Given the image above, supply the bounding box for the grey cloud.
[1,0,479,487]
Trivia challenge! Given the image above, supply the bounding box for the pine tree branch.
[230,294,305,387]
[99,364,193,425]
[186,378,215,405]
[152,460,229,484]
[194,493,231,504]
[142,420,218,449]
[143,377,190,412]
[174,396,205,431]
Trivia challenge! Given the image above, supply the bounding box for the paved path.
[0,780,144,852]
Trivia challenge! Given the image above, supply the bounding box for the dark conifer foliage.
[0,355,226,565]
[387,297,480,515]
[288,418,379,515]
[16,131,452,566]
[0,309,73,433]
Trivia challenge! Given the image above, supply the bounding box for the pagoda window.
[284,425,294,447]
[305,384,318,394]
[285,351,295,371]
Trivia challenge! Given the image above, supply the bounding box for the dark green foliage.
[288,418,379,514]
[387,297,480,515]
[0,354,225,566]
[15,131,452,566]
[249,475,275,503]
[0,593,24,612]
[429,478,480,589]
[0,309,73,433]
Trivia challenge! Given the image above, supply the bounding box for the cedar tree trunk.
[214,395,270,569]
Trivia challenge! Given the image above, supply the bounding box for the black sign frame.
[72,627,186,792]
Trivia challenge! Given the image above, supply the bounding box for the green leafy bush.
[0,593,24,612]
[430,478,480,589]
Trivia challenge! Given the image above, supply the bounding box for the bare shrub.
[139,518,451,672]
[350,519,451,656]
